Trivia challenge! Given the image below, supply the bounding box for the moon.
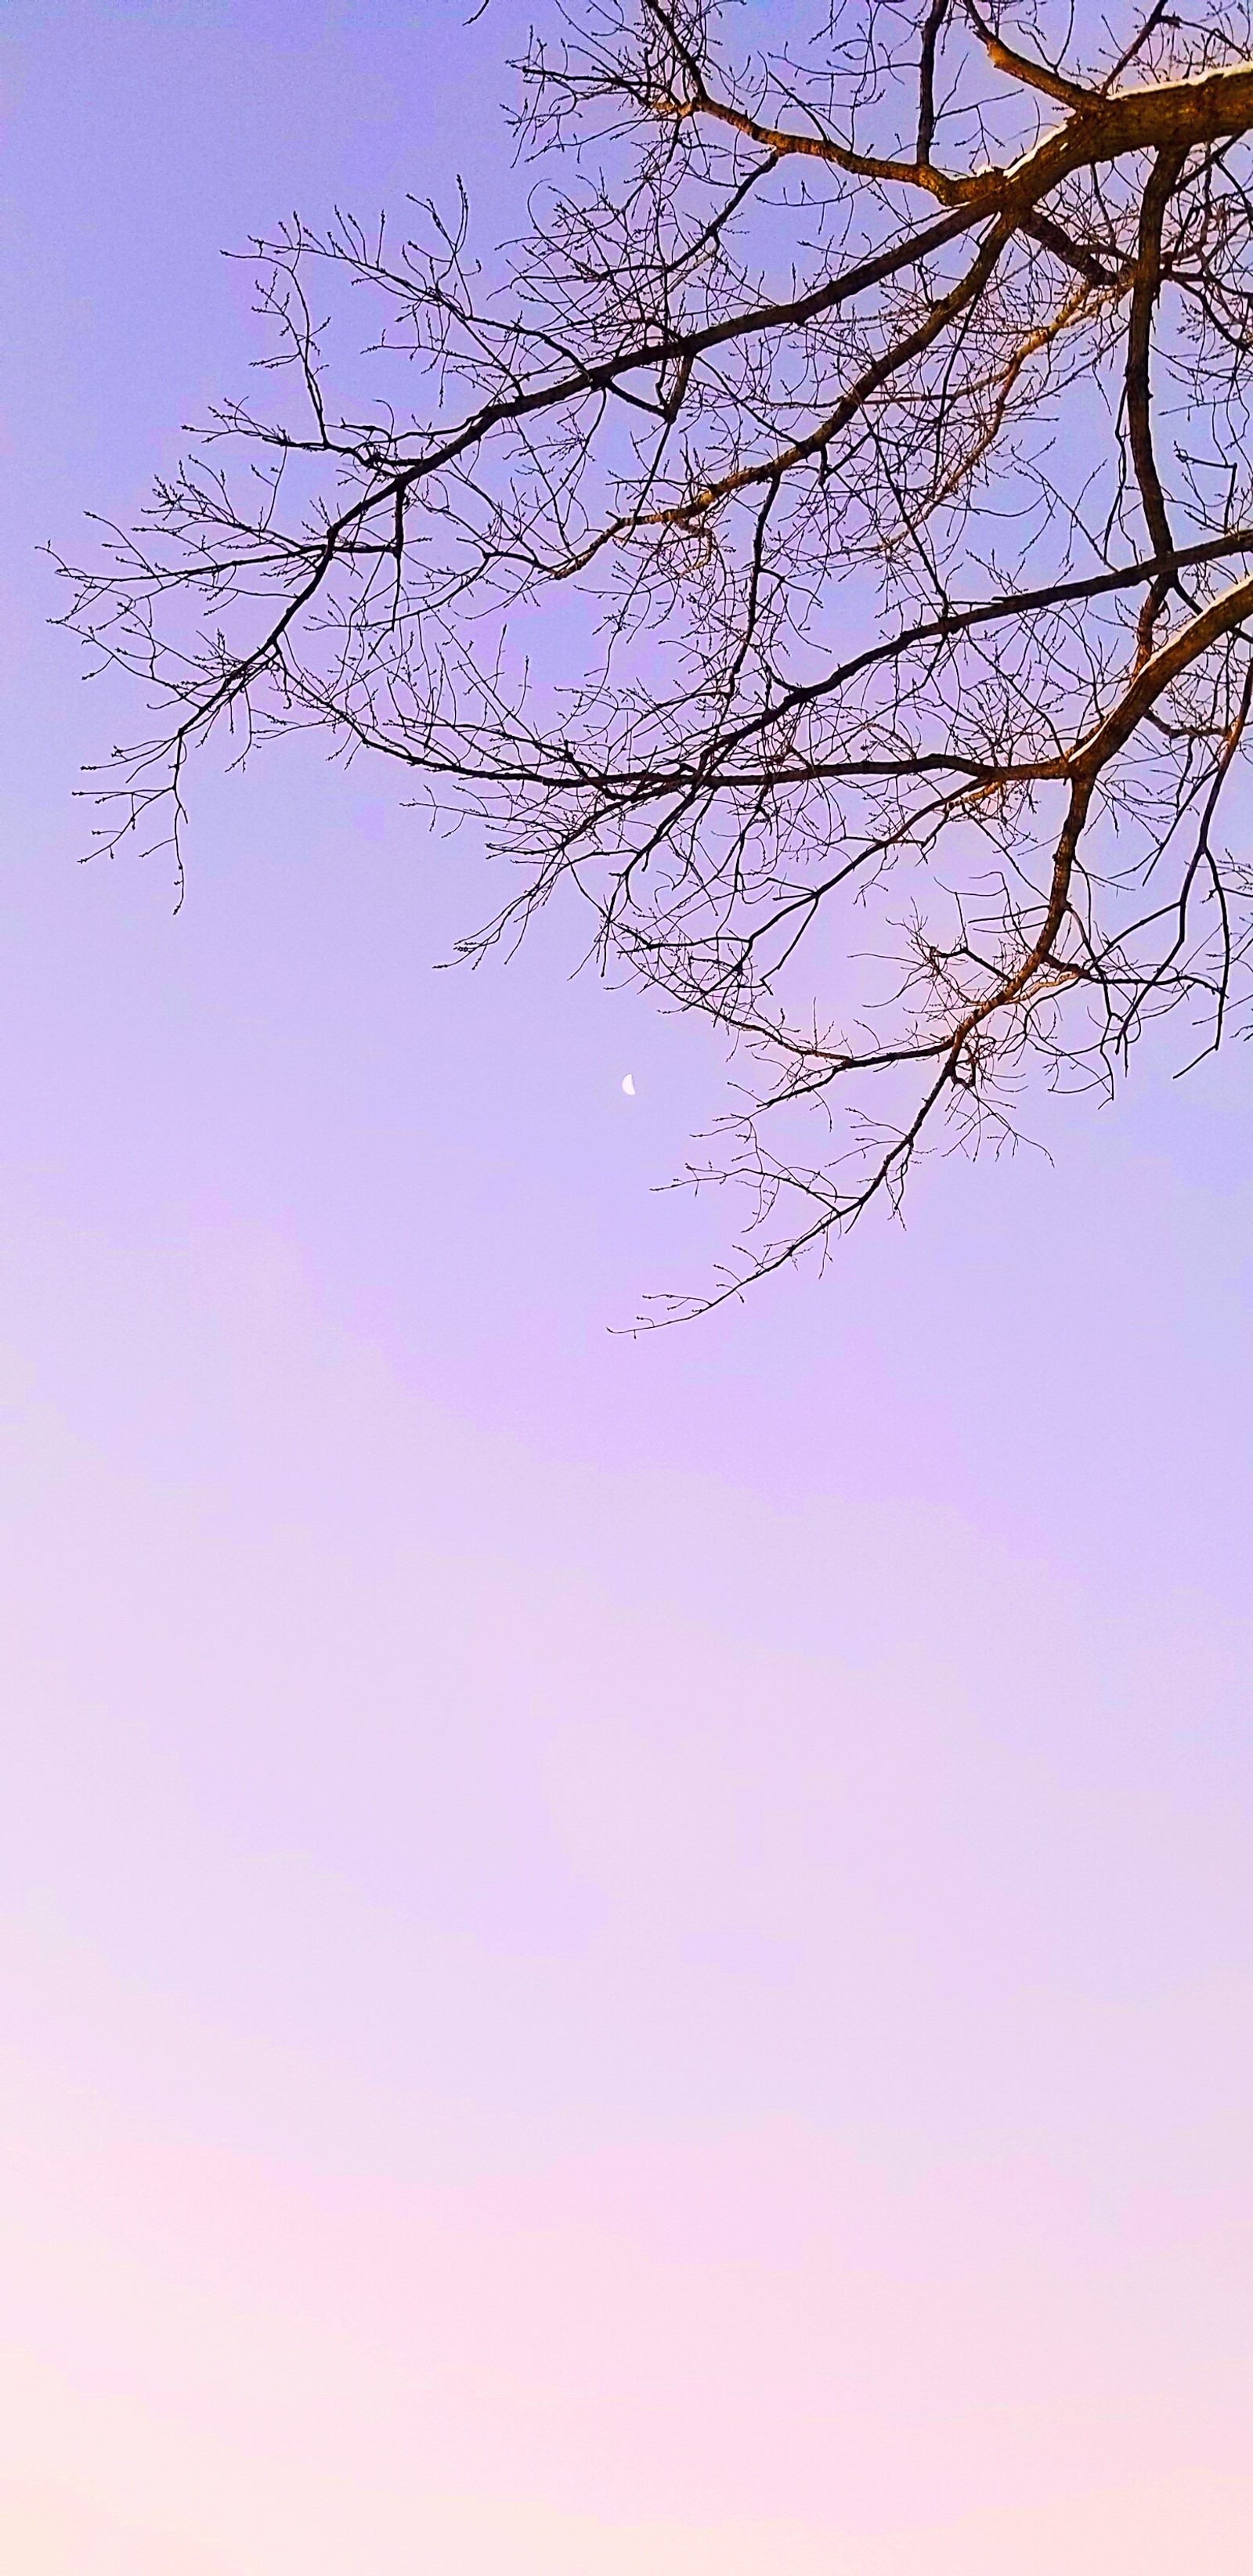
[621,1073,636,1096]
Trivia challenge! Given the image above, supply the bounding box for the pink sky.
[2,6,1251,2571]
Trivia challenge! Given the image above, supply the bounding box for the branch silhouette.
[58,0,1253,1311]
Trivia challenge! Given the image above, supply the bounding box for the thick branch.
[1126,144,1186,564]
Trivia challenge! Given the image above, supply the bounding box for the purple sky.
[2,7,1251,2571]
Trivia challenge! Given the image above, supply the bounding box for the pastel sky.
[2,7,1251,2572]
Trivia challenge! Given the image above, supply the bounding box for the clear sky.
[2,7,1251,2572]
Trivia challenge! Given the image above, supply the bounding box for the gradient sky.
[2,7,1251,2572]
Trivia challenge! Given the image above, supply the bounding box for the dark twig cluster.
[58,1,1253,1310]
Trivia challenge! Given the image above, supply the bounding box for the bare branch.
[58,0,1253,1309]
